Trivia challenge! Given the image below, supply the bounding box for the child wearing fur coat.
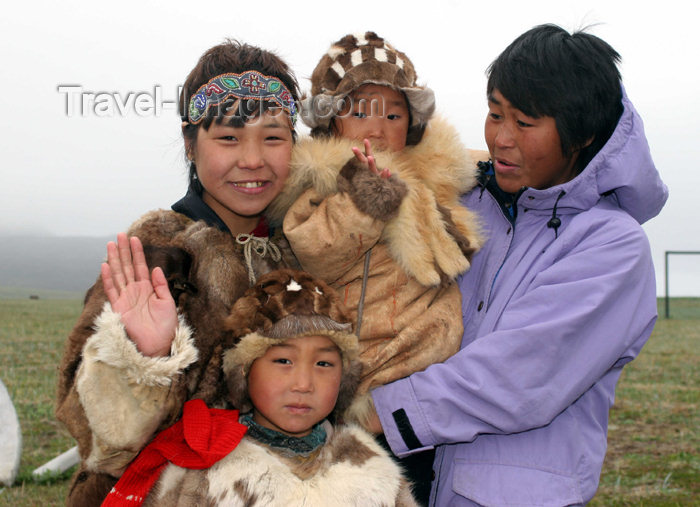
[94,268,417,506]
[269,31,486,411]
[266,32,487,502]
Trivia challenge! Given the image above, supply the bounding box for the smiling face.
[247,334,342,437]
[332,84,410,152]
[188,110,293,234]
[485,89,579,194]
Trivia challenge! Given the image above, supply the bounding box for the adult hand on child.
[351,139,391,179]
[101,233,178,357]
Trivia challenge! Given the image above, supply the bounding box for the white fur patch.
[156,465,187,499]
[331,61,345,78]
[286,279,302,291]
[374,48,388,62]
[354,32,368,46]
[350,49,363,67]
[396,56,404,69]
[204,425,408,505]
[327,45,345,60]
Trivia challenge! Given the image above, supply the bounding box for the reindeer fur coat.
[55,207,289,506]
[143,420,417,506]
[266,117,487,419]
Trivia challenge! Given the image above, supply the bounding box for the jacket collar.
[172,187,231,233]
[171,187,271,237]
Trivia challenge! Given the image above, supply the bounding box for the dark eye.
[387,114,402,120]
[317,360,335,367]
[353,111,367,119]
[273,358,292,365]
[220,135,238,141]
[488,113,502,121]
[517,120,533,127]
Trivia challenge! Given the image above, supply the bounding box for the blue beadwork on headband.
[187,70,297,127]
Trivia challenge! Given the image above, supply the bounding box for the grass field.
[0,297,697,505]
[0,299,82,504]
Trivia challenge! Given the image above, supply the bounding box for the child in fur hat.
[265,32,488,502]
[101,269,417,506]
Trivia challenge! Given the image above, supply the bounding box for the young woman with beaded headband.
[55,39,301,506]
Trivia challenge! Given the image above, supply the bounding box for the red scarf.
[102,399,247,506]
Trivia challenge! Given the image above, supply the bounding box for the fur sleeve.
[282,189,385,284]
[75,303,197,475]
[54,209,195,473]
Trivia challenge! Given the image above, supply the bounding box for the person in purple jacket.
[368,24,669,506]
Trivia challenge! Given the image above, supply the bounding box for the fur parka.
[55,209,290,506]
[266,117,488,421]
[143,422,417,506]
[66,300,416,507]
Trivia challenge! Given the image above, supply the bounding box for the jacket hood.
[519,86,668,225]
[591,86,668,224]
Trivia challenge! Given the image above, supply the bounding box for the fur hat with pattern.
[222,269,361,416]
[301,31,435,129]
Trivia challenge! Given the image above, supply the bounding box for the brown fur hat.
[222,269,361,417]
[301,31,435,130]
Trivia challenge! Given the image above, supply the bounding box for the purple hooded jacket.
[372,89,668,506]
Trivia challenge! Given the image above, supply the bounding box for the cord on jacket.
[547,190,567,238]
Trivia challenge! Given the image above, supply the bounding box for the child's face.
[485,89,579,193]
[332,84,410,152]
[189,110,293,234]
[247,334,343,437]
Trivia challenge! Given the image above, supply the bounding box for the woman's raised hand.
[101,233,178,357]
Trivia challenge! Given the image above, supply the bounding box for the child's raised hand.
[101,233,178,357]
[351,139,391,179]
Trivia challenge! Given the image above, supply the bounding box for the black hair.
[179,40,300,193]
[487,24,623,173]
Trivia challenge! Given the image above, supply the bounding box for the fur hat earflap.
[301,31,435,130]
[223,269,361,416]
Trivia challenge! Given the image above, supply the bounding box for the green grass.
[0,299,80,504]
[589,299,699,506]
[0,297,697,505]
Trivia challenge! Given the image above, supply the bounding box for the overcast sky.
[1,0,698,295]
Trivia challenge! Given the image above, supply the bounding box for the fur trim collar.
[84,303,197,386]
[201,423,412,506]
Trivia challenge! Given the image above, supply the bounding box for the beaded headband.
[186,70,297,127]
